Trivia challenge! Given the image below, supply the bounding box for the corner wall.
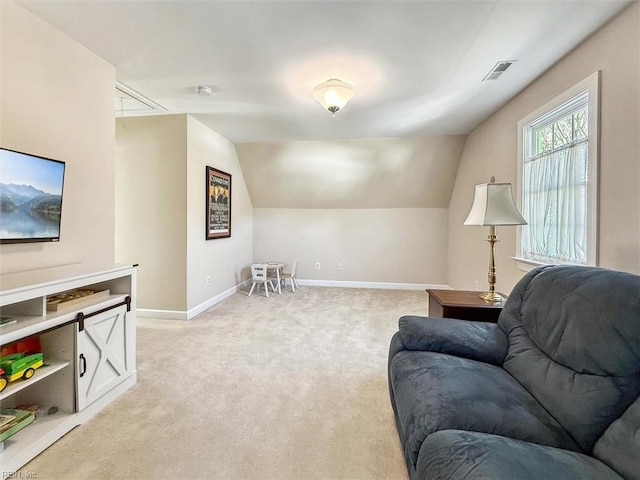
[1,3,116,274]
[115,114,253,316]
[447,3,640,293]
[115,115,188,311]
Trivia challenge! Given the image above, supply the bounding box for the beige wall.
[1,3,116,274]
[447,3,640,293]
[186,116,253,310]
[115,115,188,311]
[238,136,462,286]
[253,208,448,285]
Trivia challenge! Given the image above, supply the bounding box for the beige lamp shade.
[312,79,355,115]
[464,182,526,226]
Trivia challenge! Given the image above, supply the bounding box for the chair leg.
[265,282,269,298]
[248,282,256,297]
[290,277,296,293]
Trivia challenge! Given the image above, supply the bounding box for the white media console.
[0,264,137,473]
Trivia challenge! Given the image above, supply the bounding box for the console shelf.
[0,360,69,402]
[0,294,128,345]
[0,264,137,473]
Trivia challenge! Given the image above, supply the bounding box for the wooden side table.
[426,289,504,323]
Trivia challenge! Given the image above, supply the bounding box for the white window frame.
[514,71,600,271]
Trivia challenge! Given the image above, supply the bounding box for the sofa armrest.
[395,315,508,366]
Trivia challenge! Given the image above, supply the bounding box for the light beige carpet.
[24,286,426,480]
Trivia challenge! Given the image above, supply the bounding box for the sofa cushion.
[499,265,640,452]
[389,350,580,476]
[417,430,624,480]
[593,396,640,480]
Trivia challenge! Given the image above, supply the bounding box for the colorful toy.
[0,368,6,392]
[0,353,44,387]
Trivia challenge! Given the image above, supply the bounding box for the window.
[515,72,599,270]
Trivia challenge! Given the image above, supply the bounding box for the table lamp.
[464,177,526,302]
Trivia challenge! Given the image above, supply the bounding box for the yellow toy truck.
[0,353,44,392]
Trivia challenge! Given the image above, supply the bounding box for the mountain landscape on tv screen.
[0,183,62,239]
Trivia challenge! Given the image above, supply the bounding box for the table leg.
[276,268,282,294]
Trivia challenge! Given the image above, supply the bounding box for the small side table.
[266,262,287,294]
[426,289,504,323]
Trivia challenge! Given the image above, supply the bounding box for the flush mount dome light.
[312,78,355,117]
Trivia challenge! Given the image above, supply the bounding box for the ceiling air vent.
[482,60,515,81]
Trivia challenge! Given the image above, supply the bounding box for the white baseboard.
[136,309,188,320]
[137,280,251,321]
[185,280,251,319]
[137,279,449,320]
[295,279,450,290]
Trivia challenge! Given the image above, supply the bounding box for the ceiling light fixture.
[196,85,213,97]
[312,78,355,117]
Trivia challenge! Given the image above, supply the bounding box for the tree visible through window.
[517,73,599,268]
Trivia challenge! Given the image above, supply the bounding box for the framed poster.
[206,166,232,239]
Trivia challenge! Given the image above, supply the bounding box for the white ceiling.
[20,0,631,143]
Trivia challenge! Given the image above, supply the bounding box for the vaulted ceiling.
[236,136,466,208]
[19,1,630,143]
[17,1,632,209]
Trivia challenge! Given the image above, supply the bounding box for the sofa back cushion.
[498,265,640,452]
[593,396,640,480]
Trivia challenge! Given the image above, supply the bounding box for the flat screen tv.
[0,148,66,244]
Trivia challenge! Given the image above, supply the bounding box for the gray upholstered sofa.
[388,265,640,480]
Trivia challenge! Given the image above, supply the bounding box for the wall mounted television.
[0,147,66,244]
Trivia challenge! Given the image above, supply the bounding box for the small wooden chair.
[248,264,274,297]
[279,260,299,293]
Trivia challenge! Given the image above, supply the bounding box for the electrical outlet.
[315,262,321,270]
[337,263,343,271]
[474,280,479,290]
[206,275,212,286]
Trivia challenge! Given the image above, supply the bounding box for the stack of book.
[0,407,36,444]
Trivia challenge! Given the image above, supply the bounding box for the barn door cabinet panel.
[76,303,135,410]
[0,264,137,473]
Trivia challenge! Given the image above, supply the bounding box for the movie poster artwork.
[206,166,231,239]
